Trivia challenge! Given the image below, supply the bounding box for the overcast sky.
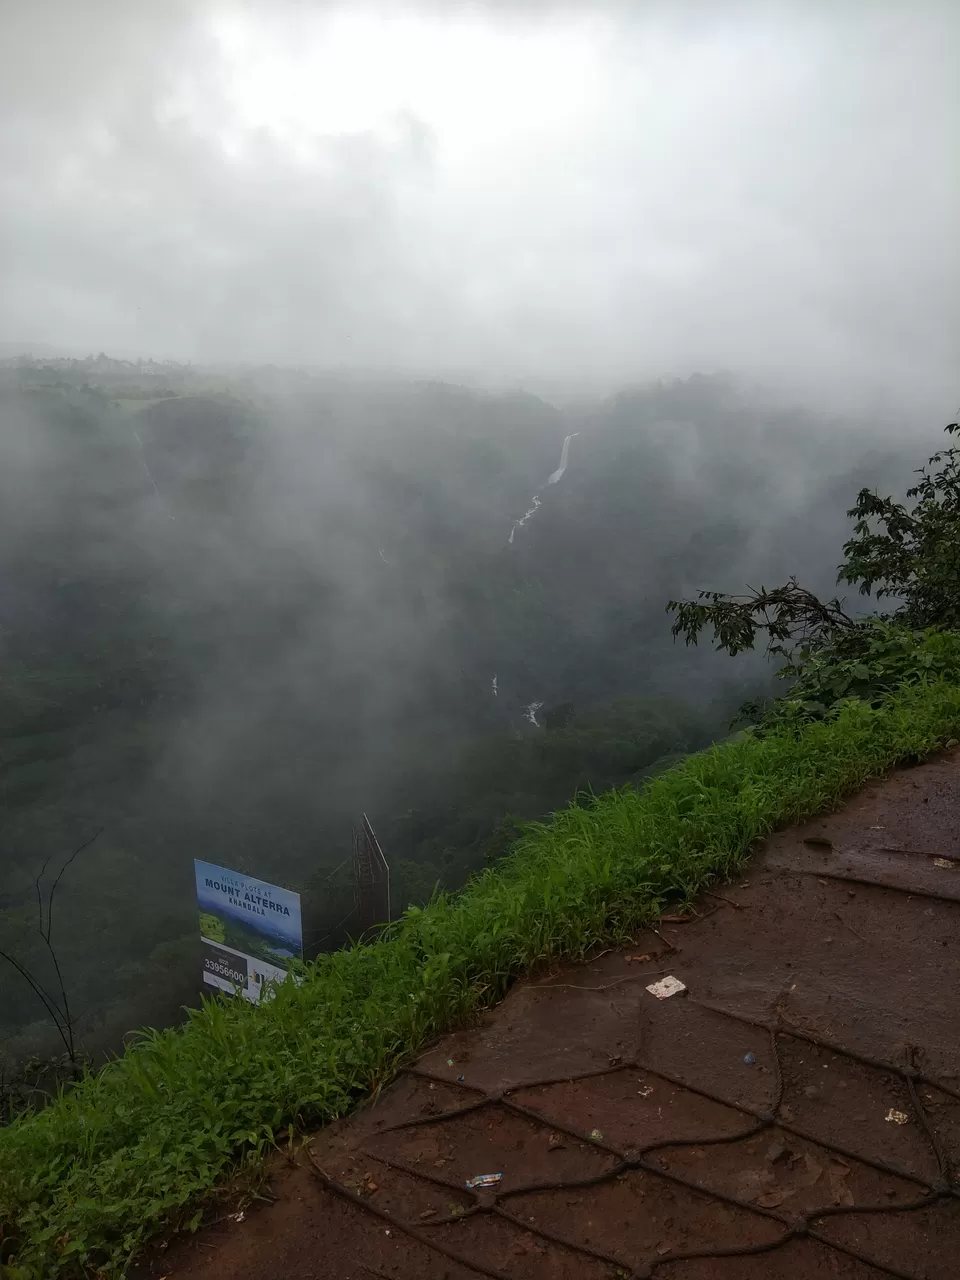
[2,0,957,403]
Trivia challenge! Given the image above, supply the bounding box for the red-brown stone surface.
[135,751,960,1279]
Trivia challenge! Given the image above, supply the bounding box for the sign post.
[194,859,303,1004]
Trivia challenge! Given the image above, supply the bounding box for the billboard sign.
[194,859,303,1004]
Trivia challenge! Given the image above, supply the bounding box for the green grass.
[3,678,960,1277]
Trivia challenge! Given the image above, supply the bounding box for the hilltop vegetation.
[669,415,960,723]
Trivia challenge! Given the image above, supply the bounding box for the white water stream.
[507,432,578,544]
[546,431,578,485]
[499,433,580,720]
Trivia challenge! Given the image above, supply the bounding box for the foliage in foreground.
[3,680,960,1276]
[740,619,960,729]
[668,417,960,726]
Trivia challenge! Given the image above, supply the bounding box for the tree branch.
[43,828,103,946]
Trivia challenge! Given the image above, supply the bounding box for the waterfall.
[507,432,578,543]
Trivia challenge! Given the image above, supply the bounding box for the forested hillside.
[0,365,934,1069]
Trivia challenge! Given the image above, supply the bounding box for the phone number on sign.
[204,956,246,984]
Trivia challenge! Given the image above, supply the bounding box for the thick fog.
[1,1,958,1074]
[2,0,958,407]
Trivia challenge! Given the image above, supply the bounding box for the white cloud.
[1,0,957,407]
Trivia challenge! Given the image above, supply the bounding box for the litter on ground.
[464,1173,503,1190]
[646,975,686,999]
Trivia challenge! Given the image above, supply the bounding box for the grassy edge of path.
[3,678,960,1277]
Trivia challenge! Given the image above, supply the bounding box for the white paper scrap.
[646,975,687,1000]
